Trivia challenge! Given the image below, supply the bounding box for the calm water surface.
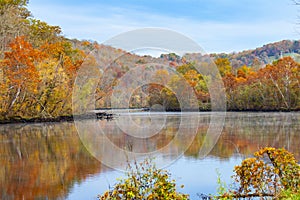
[0,112,299,200]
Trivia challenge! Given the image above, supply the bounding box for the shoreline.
[0,109,299,124]
[0,112,114,125]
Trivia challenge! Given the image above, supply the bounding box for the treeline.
[141,56,300,111]
[222,57,300,111]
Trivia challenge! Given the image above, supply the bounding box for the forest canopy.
[0,0,300,122]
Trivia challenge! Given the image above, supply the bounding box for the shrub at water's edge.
[98,159,189,200]
[212,147,300,199]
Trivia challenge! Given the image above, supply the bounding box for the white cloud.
[28,2,299,53]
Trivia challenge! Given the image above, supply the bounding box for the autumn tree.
[0,36,42,118]
[223,57,300,111]
[260,57,300,110]
[0,0,31,56]
[0,22,87,119]
[28,19,62,47]
[214,58,232,77]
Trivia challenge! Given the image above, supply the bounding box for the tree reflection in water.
[0,112,299,199]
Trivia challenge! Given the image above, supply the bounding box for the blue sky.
[28,0,299,53]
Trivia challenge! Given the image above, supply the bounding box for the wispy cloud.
[28,1,299,53]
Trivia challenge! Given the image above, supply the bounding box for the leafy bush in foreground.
[98,159,189,200]
[215,147,300,199]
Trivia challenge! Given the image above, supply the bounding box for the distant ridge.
[210,39,300,68]
[71,38,300,69]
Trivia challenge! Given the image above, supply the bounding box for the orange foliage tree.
[0,36,43,117]
[222,57,300,111]
[0,36,87,119]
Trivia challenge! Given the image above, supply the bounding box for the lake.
[0,112,299,200]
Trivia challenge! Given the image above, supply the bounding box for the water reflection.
[0,112,299,199]
[0,122,104,200]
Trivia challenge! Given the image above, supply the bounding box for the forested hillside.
[210,40,300,69]
[1,0,299,122]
